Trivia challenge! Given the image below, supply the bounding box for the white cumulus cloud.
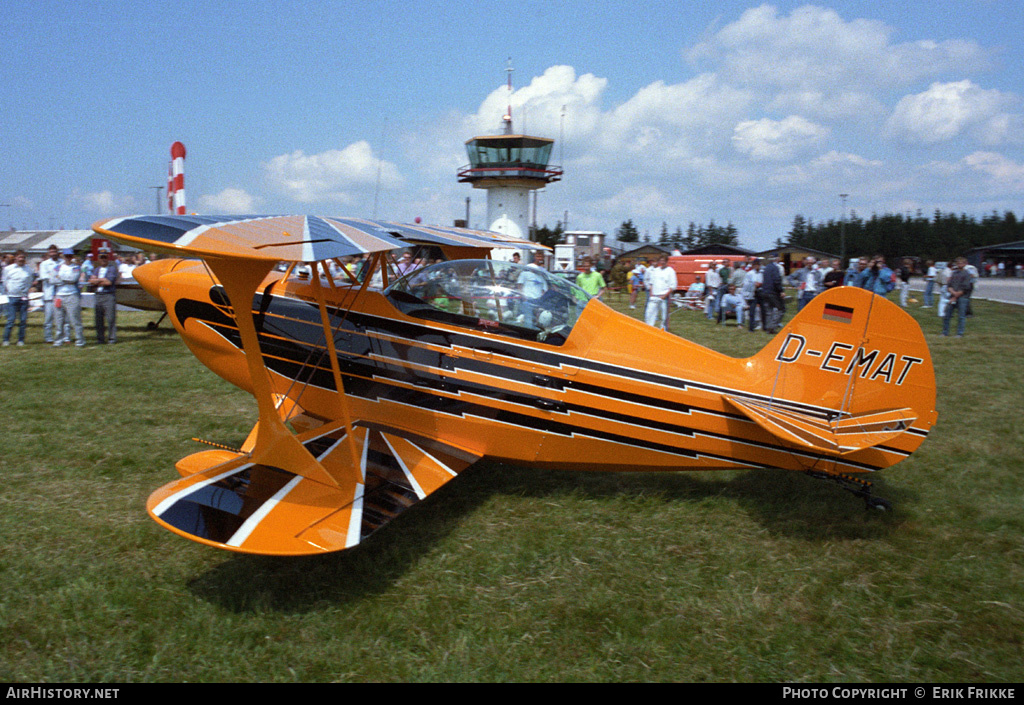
[601,74,753,159]
[264,141,404,204]
[469,65,608,141]
[67,189,135,215]
[198,188,260,214]
[963,152,1024,192]
[732,116,829,161]
[887,80,1021,145]
[688,4,989,120]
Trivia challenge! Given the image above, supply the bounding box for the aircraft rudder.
[754,286,936,429]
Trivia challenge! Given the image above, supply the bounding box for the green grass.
[1,293,1022,682]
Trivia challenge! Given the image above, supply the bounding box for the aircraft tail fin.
[734,286,936,462]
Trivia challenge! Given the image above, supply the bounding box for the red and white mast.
[168,141,186,214]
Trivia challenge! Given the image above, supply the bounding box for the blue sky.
[3,0,1023,251]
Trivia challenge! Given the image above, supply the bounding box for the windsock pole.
[169,142,186,215]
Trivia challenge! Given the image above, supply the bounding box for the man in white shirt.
[117,253,137,283]
[38,244,61,343]
[923,260,937,307]
[518,251,550,327]
[740,261,762,330]
[704,263,721,320]
[53,249,85,347]
[644,255,676,332]
[794,257,822,311]
[2,250,35,346]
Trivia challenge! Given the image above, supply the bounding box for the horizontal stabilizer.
[724,396,916,455]
[148,423,478,555]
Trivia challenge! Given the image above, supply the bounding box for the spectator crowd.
[623,253,984,339]
[2,245,149,348]
[1,243,995,349]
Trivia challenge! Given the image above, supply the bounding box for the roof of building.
[966,240,1024,255]
[756,244,840,260]
[685,243,757,256]
[615,243,674,259]
[0,230,94,254]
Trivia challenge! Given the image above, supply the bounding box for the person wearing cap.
[90,249,119,344]
[53,249,85,347]
[2,250,35,346]
[942,257,972,338]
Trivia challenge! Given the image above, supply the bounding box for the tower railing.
[456,164,563,183]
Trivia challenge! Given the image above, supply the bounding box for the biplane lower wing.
[148,420,479,555]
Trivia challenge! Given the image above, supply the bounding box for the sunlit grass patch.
[1,296,1021,682]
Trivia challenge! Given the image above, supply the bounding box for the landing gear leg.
[805,470,893,511]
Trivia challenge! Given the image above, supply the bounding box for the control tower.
[457,65,562,243]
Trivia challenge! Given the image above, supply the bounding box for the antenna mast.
[503,58,514,134]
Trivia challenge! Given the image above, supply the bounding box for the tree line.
[531,210,1023,262]
[530,219,741,248]
[615,219,740,247]
[782,210,1024,262]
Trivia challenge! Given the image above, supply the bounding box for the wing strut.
[310,259,363,473]
[204,256,355,488]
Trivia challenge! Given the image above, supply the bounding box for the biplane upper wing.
[92,214,539,261]
[92,214,536,554]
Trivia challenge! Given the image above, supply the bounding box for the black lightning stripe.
[173,293,903,472]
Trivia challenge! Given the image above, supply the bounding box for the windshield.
[386,259,592,344]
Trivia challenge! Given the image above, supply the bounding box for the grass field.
[1,290,1022,683]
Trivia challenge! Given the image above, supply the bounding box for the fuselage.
[140,258,935,479]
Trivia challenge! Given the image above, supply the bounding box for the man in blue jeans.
[942,258,971,338]
[922,260,936,308]
[2,250,35,346]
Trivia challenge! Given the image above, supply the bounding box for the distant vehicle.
[115,281,165,312]
[553,244,575,273]
[667,254,749,293]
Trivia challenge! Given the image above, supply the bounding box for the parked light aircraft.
[92,215,938,556]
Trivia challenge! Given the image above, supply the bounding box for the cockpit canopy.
[386,259,592,345]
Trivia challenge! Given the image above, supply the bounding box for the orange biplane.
[93,215,937,556]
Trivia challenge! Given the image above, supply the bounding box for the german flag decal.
[823,303,854,323]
